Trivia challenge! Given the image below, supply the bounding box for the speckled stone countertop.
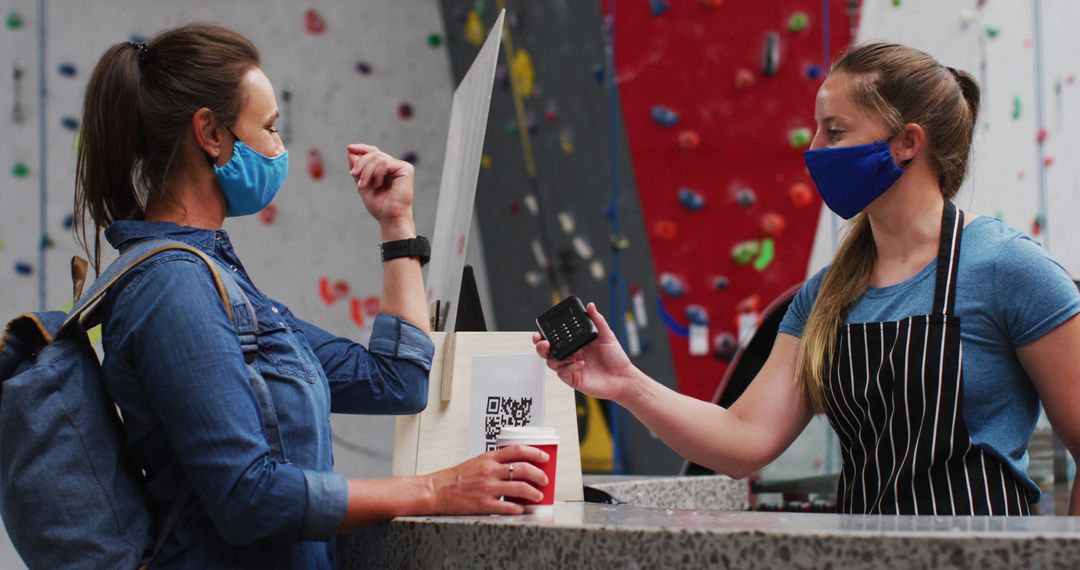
[340,502,1080,569]
[583,474,748,511]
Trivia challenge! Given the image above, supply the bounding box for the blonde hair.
[796,43,981,409]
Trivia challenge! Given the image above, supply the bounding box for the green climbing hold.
[788,127,813,149]
[753,238,776,272]
[994,211,1005,221]
[1011,96,1022,120]
[5,10,24,30]
[473,0,488,19]
[986,26,1001,39]
[731,240,760,266]
[427,33,443,48]
[505,120,519,136]
[11,162,29,178]
[40,235,55,250]
[788,12,809,33]
[891,0,902,6]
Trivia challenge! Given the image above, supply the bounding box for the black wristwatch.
[380,236,431,266]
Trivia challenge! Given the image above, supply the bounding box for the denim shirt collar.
[104,220,225,254]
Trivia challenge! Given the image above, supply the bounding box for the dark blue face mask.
[803,140,905,219]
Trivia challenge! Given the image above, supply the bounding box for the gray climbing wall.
[438,0,682,475]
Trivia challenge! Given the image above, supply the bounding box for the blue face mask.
[803,140,904,219]
[213,134,288,217]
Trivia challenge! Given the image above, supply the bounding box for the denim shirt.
[98,220,434,569]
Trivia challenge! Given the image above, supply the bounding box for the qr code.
[484,396,533,451]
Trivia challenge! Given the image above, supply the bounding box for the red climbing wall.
[615,0,855,402]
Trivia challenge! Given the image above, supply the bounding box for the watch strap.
[380,236,431,266]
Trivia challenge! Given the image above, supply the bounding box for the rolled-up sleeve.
[298,313,433,415]
[113,255,347,545]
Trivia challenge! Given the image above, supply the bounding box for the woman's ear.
[894,122,926,166]
[191,108,225,161]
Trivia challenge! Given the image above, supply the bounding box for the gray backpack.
[0,238,282,569]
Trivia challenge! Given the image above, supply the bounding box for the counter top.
[340,501,1080,569]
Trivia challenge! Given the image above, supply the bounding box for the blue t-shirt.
[779,216,1080,496]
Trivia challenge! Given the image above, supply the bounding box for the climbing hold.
[734,68,755,90]
[731,240,760,266]
[397,103,414,119]
[589,260,605,281]
[804,63,823,79]
[677,187,706,211]
[651,105,679,127]
[712,332,738,361]
[650,0,670,17]
[355,61,372,75]
[495,64,510,89]
[735,188,757,208]
[14,261,32,276]
[11,162,30,178]
[481,155,493,169]
[1032,214,1046,237]
[700,0,723,8]
[762,32,781,77]
[62,213,74,229]
[736,294,761,314]
[653,219,678,241]
[712,275,730,290]
[526,112,540,134]
[524,271,545,287]
[677,129,701,150]
[473,0,489,19]
[544,103,558,124]
[787,11,809,33]
[609,234,631,250]
[5,10,24,30]
[507,11,523,30]
[453,6,468,23]
[559,128,575,154]
[985,26,1000,39]
[1011,96,1021,120]
[789,127,813,149]
[304,9,327,35]
[1017,171,1025,180]
[509,202,520,215]
[401,151,418,164]
[524,194,539,215]
[789,182,814,207]
[427,33,443,48]
[686,305,709,325]
[259,203,278,225]
[464,11,484,46]
[1037,128,1049,143]
[592,63,606,85]
[40,235,55,250]
[659,273,686,298]
[58,62,77,78]
[891,0,902,6]
[307,148,324,180]
[572,236,594,260]
[1044,155,1054,167]
[510,48,536,98]
[61,116,79,131]
[959,9,976,29]
[761,212,786,237]
[753,238,776,271]
[557,211,576,234]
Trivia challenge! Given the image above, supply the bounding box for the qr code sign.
[484,396,534,451]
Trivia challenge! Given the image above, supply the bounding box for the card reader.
[535,296,599,361]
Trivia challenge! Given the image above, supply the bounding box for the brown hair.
[74,23,260,272]
[795,43,981,409]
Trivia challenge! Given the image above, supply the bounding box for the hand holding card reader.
[535,296,599,361]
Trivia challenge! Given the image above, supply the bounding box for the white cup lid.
[496,426,559,443]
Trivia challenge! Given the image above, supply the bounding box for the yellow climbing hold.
[464,11,485,47]
[480,155,493,169]
[511,48,535,98]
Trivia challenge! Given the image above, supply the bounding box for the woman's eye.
[827,128,842,140]
[268,127,279,133]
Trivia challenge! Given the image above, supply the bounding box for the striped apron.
[824,201,1031,515]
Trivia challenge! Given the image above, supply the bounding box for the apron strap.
[932,201,965,316]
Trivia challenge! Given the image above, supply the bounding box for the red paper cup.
[496,426,560,513]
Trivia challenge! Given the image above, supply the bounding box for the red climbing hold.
[677,129,701,150]
[761,212,786,237]
[304,9,327,35]
[789,182,814,208]
[259,203,278,225]
[307,149,325,180]
[653,219,678,241]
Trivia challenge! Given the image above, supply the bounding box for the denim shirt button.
[271,306,279,313]
[230,264,238,272]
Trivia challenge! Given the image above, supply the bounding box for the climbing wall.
[438,0,683,474]
[616,0,855,402]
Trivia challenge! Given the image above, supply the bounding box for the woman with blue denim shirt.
[74,24,548,568]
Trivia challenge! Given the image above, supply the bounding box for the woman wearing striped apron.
[534,43,1080,515]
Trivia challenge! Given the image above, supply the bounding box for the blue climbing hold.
[678,187,706,211]
[659,273,686,298]
[736,188,757,207]
[712,275,730,290]
[805,63,823,79]
[651,105,679,127]
[686,305,709,325]
[649,0,670,17]
[61,116,79,131]
[14,261,32,276]
[62,213,74,230]
[592,63,605,85]
[58,62,77,78]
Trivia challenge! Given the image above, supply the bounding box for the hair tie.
[945,66,961,81]
[130,42,150,66]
